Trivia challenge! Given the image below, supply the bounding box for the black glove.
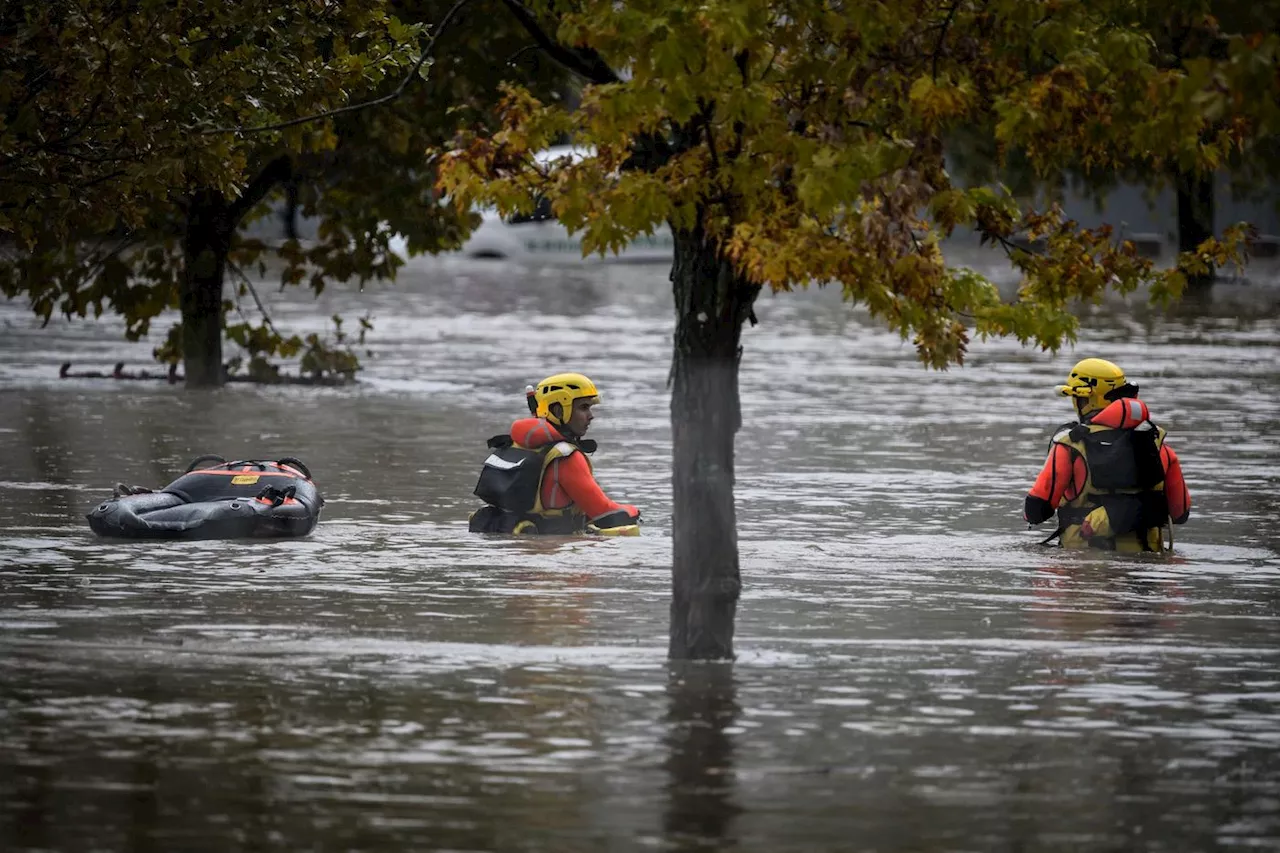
[1023,495,1055,525]
[592,508,639,529]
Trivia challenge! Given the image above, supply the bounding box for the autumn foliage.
[435,0,1278,659]
[438,0,1278,367]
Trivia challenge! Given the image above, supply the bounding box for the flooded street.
[2,253,1279,851]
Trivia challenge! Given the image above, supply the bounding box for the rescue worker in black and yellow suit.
[1024,358,1191,551]
[468,372,641,535]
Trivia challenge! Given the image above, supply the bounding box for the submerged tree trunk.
[282,176,301,241]
[180,188,235,387]
[1175,169,1216,289]
[662,662,740,844]
[179,158,293,387]
[668,226,762,661]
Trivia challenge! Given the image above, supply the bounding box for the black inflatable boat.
[86,455,324,540]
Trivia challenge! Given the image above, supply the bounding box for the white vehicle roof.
[531,144,594,168]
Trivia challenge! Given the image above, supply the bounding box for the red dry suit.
[509,418,639,522]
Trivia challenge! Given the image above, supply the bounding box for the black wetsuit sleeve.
[1024,495,1056,525]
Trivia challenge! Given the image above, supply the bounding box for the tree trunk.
[668,226,761,661]
[180,188,234,387]
[282,176,301,241]
[1175,169,1216,289]
[177,159,293,387]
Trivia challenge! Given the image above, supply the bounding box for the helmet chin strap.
[548,415,596,452]
[547,407,597,450]
[543,404,598,453]
[546,403,575,437]
[1077,397,1112,422]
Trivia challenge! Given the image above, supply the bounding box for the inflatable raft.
[87,455,323,540]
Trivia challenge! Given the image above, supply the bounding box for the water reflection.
[1029,560,1188,640]
[2,257,1280,851]
[17,396,80,522]
[663,663,741,852]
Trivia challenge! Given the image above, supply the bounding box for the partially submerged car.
[429,145,675,265]
[452,203,673,264]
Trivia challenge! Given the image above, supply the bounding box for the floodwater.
[1,248,1279,852]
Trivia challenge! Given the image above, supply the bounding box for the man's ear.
[549,402,563,421]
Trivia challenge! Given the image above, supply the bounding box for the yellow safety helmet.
[1056,358,1131,414]
[533,372,600,428]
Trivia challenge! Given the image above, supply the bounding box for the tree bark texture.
[668,227,761,661]
[179,158,291,387]
[180,188,234,387]
[1176,169,1216,289]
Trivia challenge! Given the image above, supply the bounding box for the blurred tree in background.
[0,0,564,384]
[949,0,1280,286]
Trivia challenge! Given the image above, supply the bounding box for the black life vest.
[471,434,588,533]
[1054,421,1170,548]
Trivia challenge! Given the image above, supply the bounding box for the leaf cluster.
[437,0,1278,367]
[1,0,418,361]
[1,0,566,372]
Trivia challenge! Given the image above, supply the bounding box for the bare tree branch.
[228,154,293,224]
[79,235,143,289]
[227,259,281,336]
[505,43,542,68]
[932,2,961,80]
[498,0,620,84]
[197,0,474,135]
[698,100,720,172]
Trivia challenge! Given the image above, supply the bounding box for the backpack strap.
[1038,524,1065,546]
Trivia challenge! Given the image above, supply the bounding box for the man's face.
[567,398,596,435]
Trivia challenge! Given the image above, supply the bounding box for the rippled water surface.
[2,253,1279,851]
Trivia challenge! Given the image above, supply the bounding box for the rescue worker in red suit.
[469,372,641,535]
[1024,358,1191,551]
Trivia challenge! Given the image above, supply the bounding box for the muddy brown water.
[1,252,1278,851]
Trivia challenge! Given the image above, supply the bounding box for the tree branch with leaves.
[437,0,1276,659]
